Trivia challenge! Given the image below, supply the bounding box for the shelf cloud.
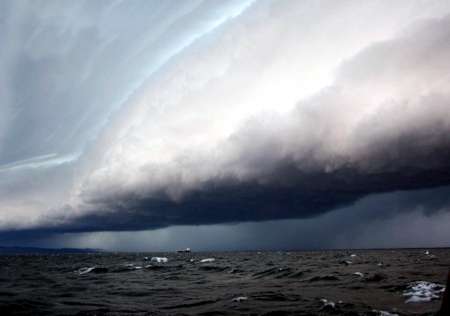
[1,1,450,249]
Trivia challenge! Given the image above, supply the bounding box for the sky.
[1,0,450,251]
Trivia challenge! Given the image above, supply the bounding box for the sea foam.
[403,281,445,303]
[151,257,168,263]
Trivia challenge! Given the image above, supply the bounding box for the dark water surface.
[0,249,448,315]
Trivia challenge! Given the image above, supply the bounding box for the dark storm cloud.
[69,15,450,232]
[67,163,450,232]
[2,185,450,250]
[1,1,450,246]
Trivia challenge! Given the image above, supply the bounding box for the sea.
[0,248,448,315]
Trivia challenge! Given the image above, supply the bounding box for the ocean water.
[0,249,448,315]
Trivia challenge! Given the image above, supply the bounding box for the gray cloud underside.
[1,185,450,249]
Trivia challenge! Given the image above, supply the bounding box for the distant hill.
[0,246,102,254]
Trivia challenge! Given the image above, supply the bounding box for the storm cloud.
[71,13,450,231]
[1,1,450,249]
[2,185,450,250]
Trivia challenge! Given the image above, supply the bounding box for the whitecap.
[320,298,335,308]
[353,272,364,278]
[372,309,399,316]
[78,266,96,275]
[403,281,445,303]
[200,258,215,263]
[151,257,168,263]
[232,296,248,302]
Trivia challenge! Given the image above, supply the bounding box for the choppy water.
[0,249,448,315]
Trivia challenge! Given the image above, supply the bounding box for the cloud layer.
[71,11,450,231]
[0,1,450,248]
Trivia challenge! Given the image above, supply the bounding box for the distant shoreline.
[1,246,449,255]
[0,246,102,254]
